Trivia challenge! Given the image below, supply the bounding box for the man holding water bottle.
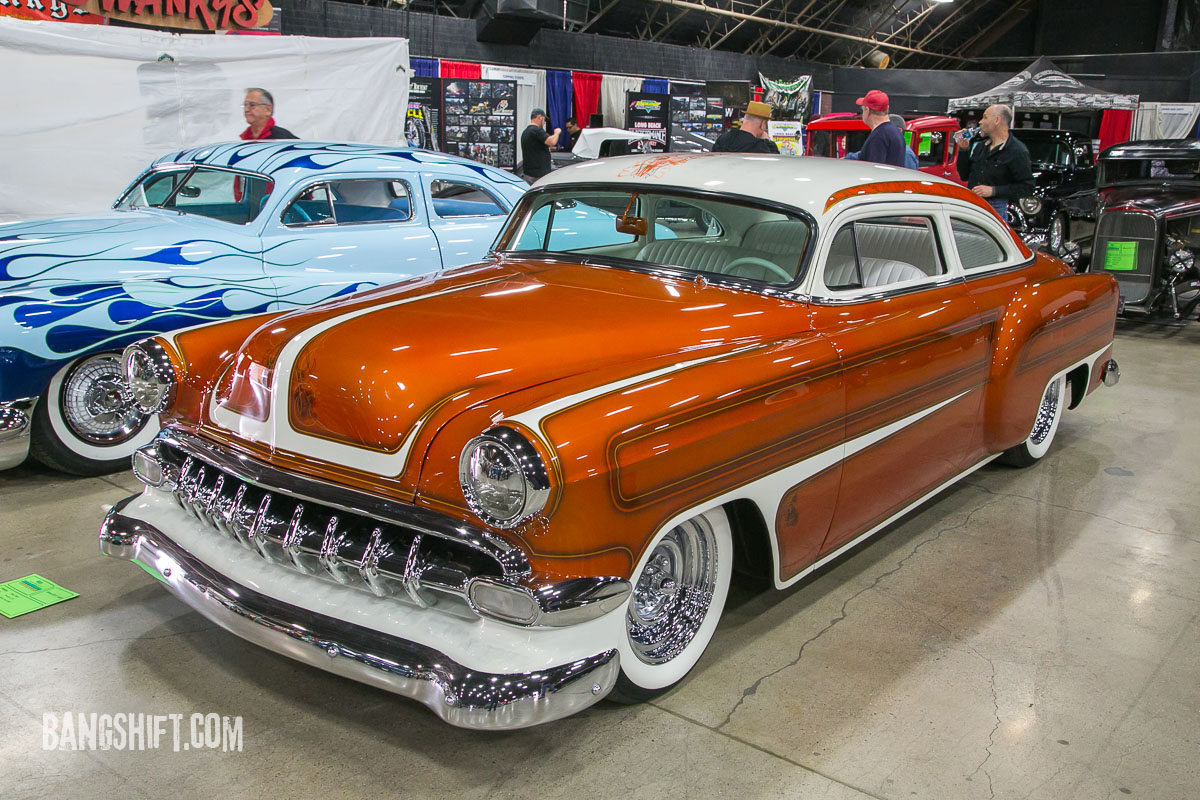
[954,104,1034,221]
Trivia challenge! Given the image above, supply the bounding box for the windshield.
[808,130,870,158]
[496,188,812,286]
[117,166,274,224]
[1025,139,1069,167]
[1101,158,1200,185]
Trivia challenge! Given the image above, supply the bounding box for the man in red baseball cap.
[852,89,906,167]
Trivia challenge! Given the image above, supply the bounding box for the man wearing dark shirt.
[564,117,583,151]
[712,101,779,154]
[519,108,561,183]
[239,88,298,140]
[854,90,905,167]
[954,104,1035,219]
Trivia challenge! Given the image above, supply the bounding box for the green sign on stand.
[1104,240,1138,271]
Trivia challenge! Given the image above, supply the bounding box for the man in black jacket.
[239,88,298,140]
[712,101,779,154]
[955,104,1034,219]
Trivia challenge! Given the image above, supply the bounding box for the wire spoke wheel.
[60,354,142,445]
[627,516,719,665]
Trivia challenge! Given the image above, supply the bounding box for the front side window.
[117,166,273,224]
[917,131,947,168]
[430,180,506,218]
[498,188,811,286]
[282,184,334,226]
[823,215,944,291]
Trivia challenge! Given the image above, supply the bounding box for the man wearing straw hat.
[712,101,779,154]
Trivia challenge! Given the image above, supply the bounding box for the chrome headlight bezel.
[1018,196,1043,216]
[459,427,552,529]
[121,339,179,414]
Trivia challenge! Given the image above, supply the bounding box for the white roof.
[536,153,957,221]
[570,127,657,159]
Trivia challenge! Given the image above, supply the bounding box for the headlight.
[1018,196,1043,216]
[1169,248,1195,274]
[121,339,179,414]
[459,427,551,528]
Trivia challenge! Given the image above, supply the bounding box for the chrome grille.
[1094,211,1156,304]
[153,435,521,609]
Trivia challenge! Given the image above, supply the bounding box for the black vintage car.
[1089,139,1200,322]
[1006,129,1098,262]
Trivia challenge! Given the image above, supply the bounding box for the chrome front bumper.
[100,496,621,730]
[0,397,37,471]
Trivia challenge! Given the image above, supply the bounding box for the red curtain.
[572,72,603,129]
[1098,110,1134,156]
[441,60,481,79]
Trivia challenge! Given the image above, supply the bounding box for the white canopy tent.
[0,19,410,222]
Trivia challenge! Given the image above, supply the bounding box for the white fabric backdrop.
[481,64,545,164]
[0,19,409,222]
[600,75,642,129]
[1133,103,1200,140]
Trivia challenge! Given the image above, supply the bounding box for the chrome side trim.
[0,397,37,470]
[99,509,619,730]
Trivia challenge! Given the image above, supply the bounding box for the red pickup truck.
[805,113,964,184]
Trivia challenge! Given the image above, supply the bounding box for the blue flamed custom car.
[0,141,527,475]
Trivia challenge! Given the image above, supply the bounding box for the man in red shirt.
[239,88,298,140]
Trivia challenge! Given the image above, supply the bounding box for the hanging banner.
[60,0,273,30]
[442,79,517,169]
[407,76,441,151]
[0,0,105,23]
[625,91,668,153]
[759,74,811,120]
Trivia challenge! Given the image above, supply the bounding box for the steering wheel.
[289,203,312,223]
[723,256,793,282]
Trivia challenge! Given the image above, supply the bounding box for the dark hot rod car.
[1089,138,1200,322]
[1006,129,1098,264]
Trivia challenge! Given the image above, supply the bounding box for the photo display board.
[441,79,518,168]
[406,77,442,151]
[626,91,669,152]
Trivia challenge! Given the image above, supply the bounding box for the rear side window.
[430,180,506,218]
[951,218,1007,270]
[824,215,944,291]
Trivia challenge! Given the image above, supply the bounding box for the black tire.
[608,507,733,703]
[1001,373,1068,468]
[29,354,158,476]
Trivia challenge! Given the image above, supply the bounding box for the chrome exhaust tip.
[1102,359,1120,387]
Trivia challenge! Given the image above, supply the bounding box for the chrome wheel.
[1029,378,1061,446]
[627,515,720,666]
[59,354,143,444]
[1048,214,1066,253]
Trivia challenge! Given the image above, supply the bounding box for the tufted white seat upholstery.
[742,220,810,257]
[637,239,741,272]
[824,257,926,289]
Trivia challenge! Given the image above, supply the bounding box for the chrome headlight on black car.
[121,340,179,414]
[1018,196,1043,216]
[459,427,551,528]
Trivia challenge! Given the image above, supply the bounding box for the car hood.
[0,209,252,285]
[209,257,809,475]
[1099,185,1200,217]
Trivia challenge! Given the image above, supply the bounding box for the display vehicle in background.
[0,142,526,475]
[101,153,1120,729]
[1090,138,1200,322]
[805,113,964,183]
[1001,128,1098,265]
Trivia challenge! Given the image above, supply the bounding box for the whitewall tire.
[609,506,733,702]
[30,353,159,476]
[1002,373,1068,468]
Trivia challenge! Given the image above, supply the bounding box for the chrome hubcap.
[628,516,718,665]
[61,355,145,445]
[1030,379,1061,446]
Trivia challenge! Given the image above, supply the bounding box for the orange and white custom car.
[101,153,1120,729]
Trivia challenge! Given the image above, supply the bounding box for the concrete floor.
[2,323,1197,800]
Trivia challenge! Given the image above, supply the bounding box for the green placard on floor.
[1104,240,1138,271]
[0,574,79,619]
